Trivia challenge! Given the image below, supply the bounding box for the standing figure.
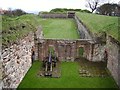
[31,46,35,64]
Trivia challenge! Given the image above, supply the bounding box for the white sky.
[0,0,119,14]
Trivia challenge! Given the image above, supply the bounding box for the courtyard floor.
[18,60,118,88]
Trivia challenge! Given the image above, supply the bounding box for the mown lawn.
[76,12,119,42]
[38,19,79,39]
[18,61,118,88]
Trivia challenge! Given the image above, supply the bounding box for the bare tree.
[86,0,101,13]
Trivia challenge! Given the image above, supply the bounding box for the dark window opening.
[79,47,84,57]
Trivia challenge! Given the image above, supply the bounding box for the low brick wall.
[2,32,35,88]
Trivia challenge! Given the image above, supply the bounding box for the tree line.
[2,0,120,17]
[86,0,120,16]
[3,9,27,16]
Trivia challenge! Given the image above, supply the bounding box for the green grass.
[18,61,118,88]
[76,12,119,42]
[2,14,39,47]
[38,18,79,39]
[2,16,79,47]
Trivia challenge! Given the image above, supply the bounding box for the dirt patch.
[76,57,109,77]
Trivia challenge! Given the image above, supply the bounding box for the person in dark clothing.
[31,46,35,64]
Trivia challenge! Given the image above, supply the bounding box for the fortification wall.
[36,38,93,62]
[92,44,106,62]
[2,32,35,88]
[40,14,67,18]
[106,36,120,87]
[74,16,93,40]
[90,35,120,87]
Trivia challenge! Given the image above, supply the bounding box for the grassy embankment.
[76,12,120,42]
[2,14,39,47]
[2,15,79,48]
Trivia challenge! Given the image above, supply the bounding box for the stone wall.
[90,35,120,87]
[92,43,106,62]
[36,38,93,62]
[106,36,120,87]
[74,16,93,40]
[2,32,35,88]
[40,14,67,18]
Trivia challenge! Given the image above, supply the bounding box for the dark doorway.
[104,50,108,67]
[79,47,84,57]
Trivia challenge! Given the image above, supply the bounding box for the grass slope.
[76,12,119,41]
[2,14,39,47]
[38,18,79,39]
[18,61,117,88]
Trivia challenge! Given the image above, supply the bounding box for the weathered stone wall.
[92,44,106,62]
[40,14,67,18]
[91,35,120,87]
[2,32,35,88]
[36,38,93,62]
[0,61,2,89]
[34,26,43,60]
[106,36,120,87]
[74,16,93,40]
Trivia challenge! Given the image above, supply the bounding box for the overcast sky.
[0,0,119,14]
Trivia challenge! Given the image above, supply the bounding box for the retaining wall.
[36,38,94,62]
[90,35,120,87]
[106,36,120,87]
[74,16,93,40]
[40,14,67,18]
[2,32,35,88]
